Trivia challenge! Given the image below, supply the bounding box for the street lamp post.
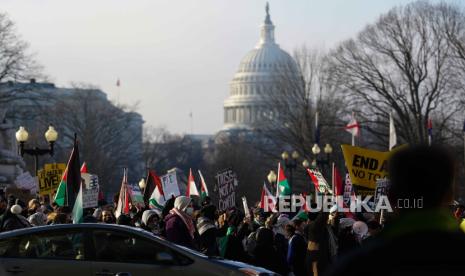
[15,125,58,176]
[281,150,299,195]
[267,170,277,193]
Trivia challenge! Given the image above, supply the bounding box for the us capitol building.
[221,3,301,134]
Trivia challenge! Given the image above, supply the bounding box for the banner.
[341,145,394,191]
[307,169,332,194]
[81,173,99,208]
[215,169,237,212]
[38,163,66,196]
[161,171,181,199]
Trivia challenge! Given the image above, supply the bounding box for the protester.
[197,204,219,256]
[252,225,287,275]
[326,145,465,275]
[101,210,115,224]
[164,196,196,249]
[141,209,162,235]
[287,219,307,276]
[273,214,290,267]
[219,210,249,262]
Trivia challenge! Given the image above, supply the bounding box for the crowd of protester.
[0,145,465,275]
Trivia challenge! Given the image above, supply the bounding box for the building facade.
[223,3,302,131]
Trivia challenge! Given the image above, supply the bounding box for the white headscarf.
[174,196,191,212]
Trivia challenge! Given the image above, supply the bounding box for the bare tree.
[0,12,44,107]
[37,85,143,197]
[143,126,204,176]
[327,1,465,146]
[255,46,347,162]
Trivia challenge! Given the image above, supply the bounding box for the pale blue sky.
[1,0,450,134]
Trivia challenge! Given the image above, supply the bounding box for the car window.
[0,230,86,260]
[92,230,191,265]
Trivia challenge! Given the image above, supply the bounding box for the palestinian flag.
[144,170,159,204]
[72,183,84,224]
[80,162,88,173]
[115,168,130,218]
[149,174,166,210]
[198,170,209,200]
[276,162,291,197]
[186,169,199,197]
[54,136,81,207]
[260,183,277,212]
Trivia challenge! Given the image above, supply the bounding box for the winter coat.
[197,217,219,256]
[164,213,195,249]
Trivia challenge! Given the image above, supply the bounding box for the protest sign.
[307,169,332,194]
[215,169,237,212]
[129,183,145,208]
[242,196,250,218]
[343,173,353,206]
[161,171,181,199]
[38,163,66,196]
[374,178,391,206]
[81,173,99,208]
[341,145,397,191]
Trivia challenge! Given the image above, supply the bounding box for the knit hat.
[10,204,22,215]
[28,212,47,226]
[339,218,356,229]
[353,221,369,237]
[142,209,160,226]
[174,196,191,212]
[276,214,290,227]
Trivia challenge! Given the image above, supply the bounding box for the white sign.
[242,196,250,218]
[374,178,390,206]
[82,173,99,208]
[15,171,37,191]
[343,173,353,206]
[161,171,181,199]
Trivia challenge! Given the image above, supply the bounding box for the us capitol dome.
[222,3,302,132]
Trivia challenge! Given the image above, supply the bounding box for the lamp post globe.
[45,125,58,143]
[281,151,289,160]
[291,150,299,160]
[302,159,310,168]
[139,178,147,190]
[324,143,333,154]
[312,144,321,155]
[15,126,29,143]
[267,170,277,184]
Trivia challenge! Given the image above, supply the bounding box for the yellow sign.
[341,145,395,189]
[38,163,66,196]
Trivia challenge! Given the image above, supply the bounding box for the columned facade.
[222,3,301,131]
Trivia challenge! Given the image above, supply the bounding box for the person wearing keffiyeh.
[164,196,197,249]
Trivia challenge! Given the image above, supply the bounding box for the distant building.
[0,80,144,196]
[222,3,301,132]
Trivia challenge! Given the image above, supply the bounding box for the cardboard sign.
[374,178,391,206]
[215,169,237,212]
[341,145,395,190]
[38,163,66,196]
[15,171,37,192]
[81,173,99,208]
[129,183,145,208]
[343,173,353,206]
[161,171,181,199]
